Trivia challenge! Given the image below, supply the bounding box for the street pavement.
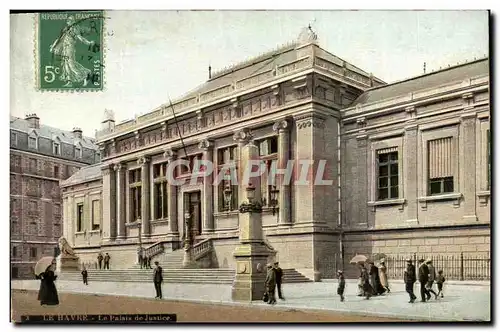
[11,279,490,322]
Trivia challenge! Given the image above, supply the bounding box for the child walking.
[436,270,445,298]
[337,270,346,302]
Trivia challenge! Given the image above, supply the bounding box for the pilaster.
[164,149,178,234]
[199,139,214,233]
[114,163,127,239]
[404,121,419,224]
[460,111,478,222]
[138,156,151,237]
[101,164,116,242]
[273,119,291,225]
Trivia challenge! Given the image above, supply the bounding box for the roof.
[352,58,489,106]
[10,116,99,150]
[61,163,103,187]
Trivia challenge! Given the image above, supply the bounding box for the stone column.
[199,139,214,233]
[164,149,178,235]
[101,164,116,242]
[114,163,127,239]
[231,138,272,302]
[460,112,478,222]
[138,156,151,237]
[273,119,291,225]
[233,128,253,212]
[356,132,368,226]
[404,122,419,224]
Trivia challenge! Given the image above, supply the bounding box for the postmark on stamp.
[36,11,105,91]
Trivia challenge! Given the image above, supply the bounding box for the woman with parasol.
[35,257,59,306]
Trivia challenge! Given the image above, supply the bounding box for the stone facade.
[60,30,490,280]
[10,114,100,278]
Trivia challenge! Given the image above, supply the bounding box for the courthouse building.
[10,114,100,278]
[61,28,490,280]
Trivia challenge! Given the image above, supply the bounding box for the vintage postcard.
[10,10,490,324]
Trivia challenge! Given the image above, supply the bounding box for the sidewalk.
[11,279,490,322]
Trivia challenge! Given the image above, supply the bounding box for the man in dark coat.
[97,253,103,270]
[103,253,110,270]
[37,263,59,306]
[404,258,417,303]
[265,263,277,305]
[418,258,431,302]
[426,259,438,300]
[138,248,144,269]
[360,266,372,300]
[81,267,88,285]
[153,261,163,299]
[273,262,285,300]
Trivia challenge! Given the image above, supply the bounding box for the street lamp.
[239,183,262,214]
[269,185,279,216]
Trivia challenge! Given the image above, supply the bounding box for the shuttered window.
[428,137,454,195]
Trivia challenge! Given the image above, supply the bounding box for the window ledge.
[418,193,462,202]
[89,230,101,233]
[125,221,141,227]
[476,190,491,198]
[368,198,406,207]
[151,219,168,224]
[75,231,85,235]
[418,193,462,210]
[213,211,239,217]
[477,191,490,206]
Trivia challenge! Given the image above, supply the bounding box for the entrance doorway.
[184,191,202,237]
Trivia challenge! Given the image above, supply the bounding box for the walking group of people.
[404,258,446,303]
[352,259,391,300]
[263,262,285,305]
[138,248,153,269]
[97,252,111,270]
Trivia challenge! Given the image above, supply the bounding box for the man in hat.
[337,270,346,302]
[425,259,438,300]
[265,263,277,305]
[418,258,431,302]
[273,262,285,300]
[153,261,163,299]
[97,252,103,270]
[404,258,417,303]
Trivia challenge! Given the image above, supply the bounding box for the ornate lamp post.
[238,183,263,214]
[268,185,280,216]
[182,211,195,268]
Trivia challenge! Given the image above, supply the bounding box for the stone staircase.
[133,248,185,269]
[60,267,311,284]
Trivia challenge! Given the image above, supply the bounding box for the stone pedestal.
[182,246,197,268]
[56,255,80,273]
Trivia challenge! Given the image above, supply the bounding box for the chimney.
[209,65,212,80]
[25,113,40,129]
[73,127,83,139]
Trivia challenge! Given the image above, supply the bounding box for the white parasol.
[34,256,56,276]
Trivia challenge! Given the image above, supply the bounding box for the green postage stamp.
[36,11,105,91]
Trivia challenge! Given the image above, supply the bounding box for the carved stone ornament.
[58,237,77,258]
[273,119,290,133]
[137,156,149,166]
[113,163,123,172]
[163,149,177,161]
[233,128,253,144]
[198,139,212,151]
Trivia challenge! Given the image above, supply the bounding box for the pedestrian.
[81,266,88,285]
[148,256,152,269]
[37,260,59,306]
[273,262,285,300]
[425,259,438,299]
[360,265,372,300]
[104,253,110,270]
[97,252,103,270]
[153,261,163,299]
[418,258,431,302]
[369,262,384,295]
[337,270,346,302]
[436,270,446,298]
[357,263,364,296]
[265,263,277,305]
[404,258,417,303]
[378,259,390,293]
[138,247,143,269]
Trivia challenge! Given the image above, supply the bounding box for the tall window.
[91,200,100,230]
[28,136,37,149]
[179,154,203,175]
[129,168,142,221]
[153,163,168,220]
[53,142,60,155]
[53,165,59,178]
[29,158,37,174]
[257,136,278,206]
[428,137,454,195]
[11,133,18,146]
[76,203,84,232]
[487,129,491,190]
[217,146,239,212]
[30,247,37,259]
[377,148,399,200]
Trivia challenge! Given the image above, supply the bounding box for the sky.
[10,10,489,138]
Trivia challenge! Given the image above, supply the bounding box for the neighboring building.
[61,28,490,280]
[10,114,100,278]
